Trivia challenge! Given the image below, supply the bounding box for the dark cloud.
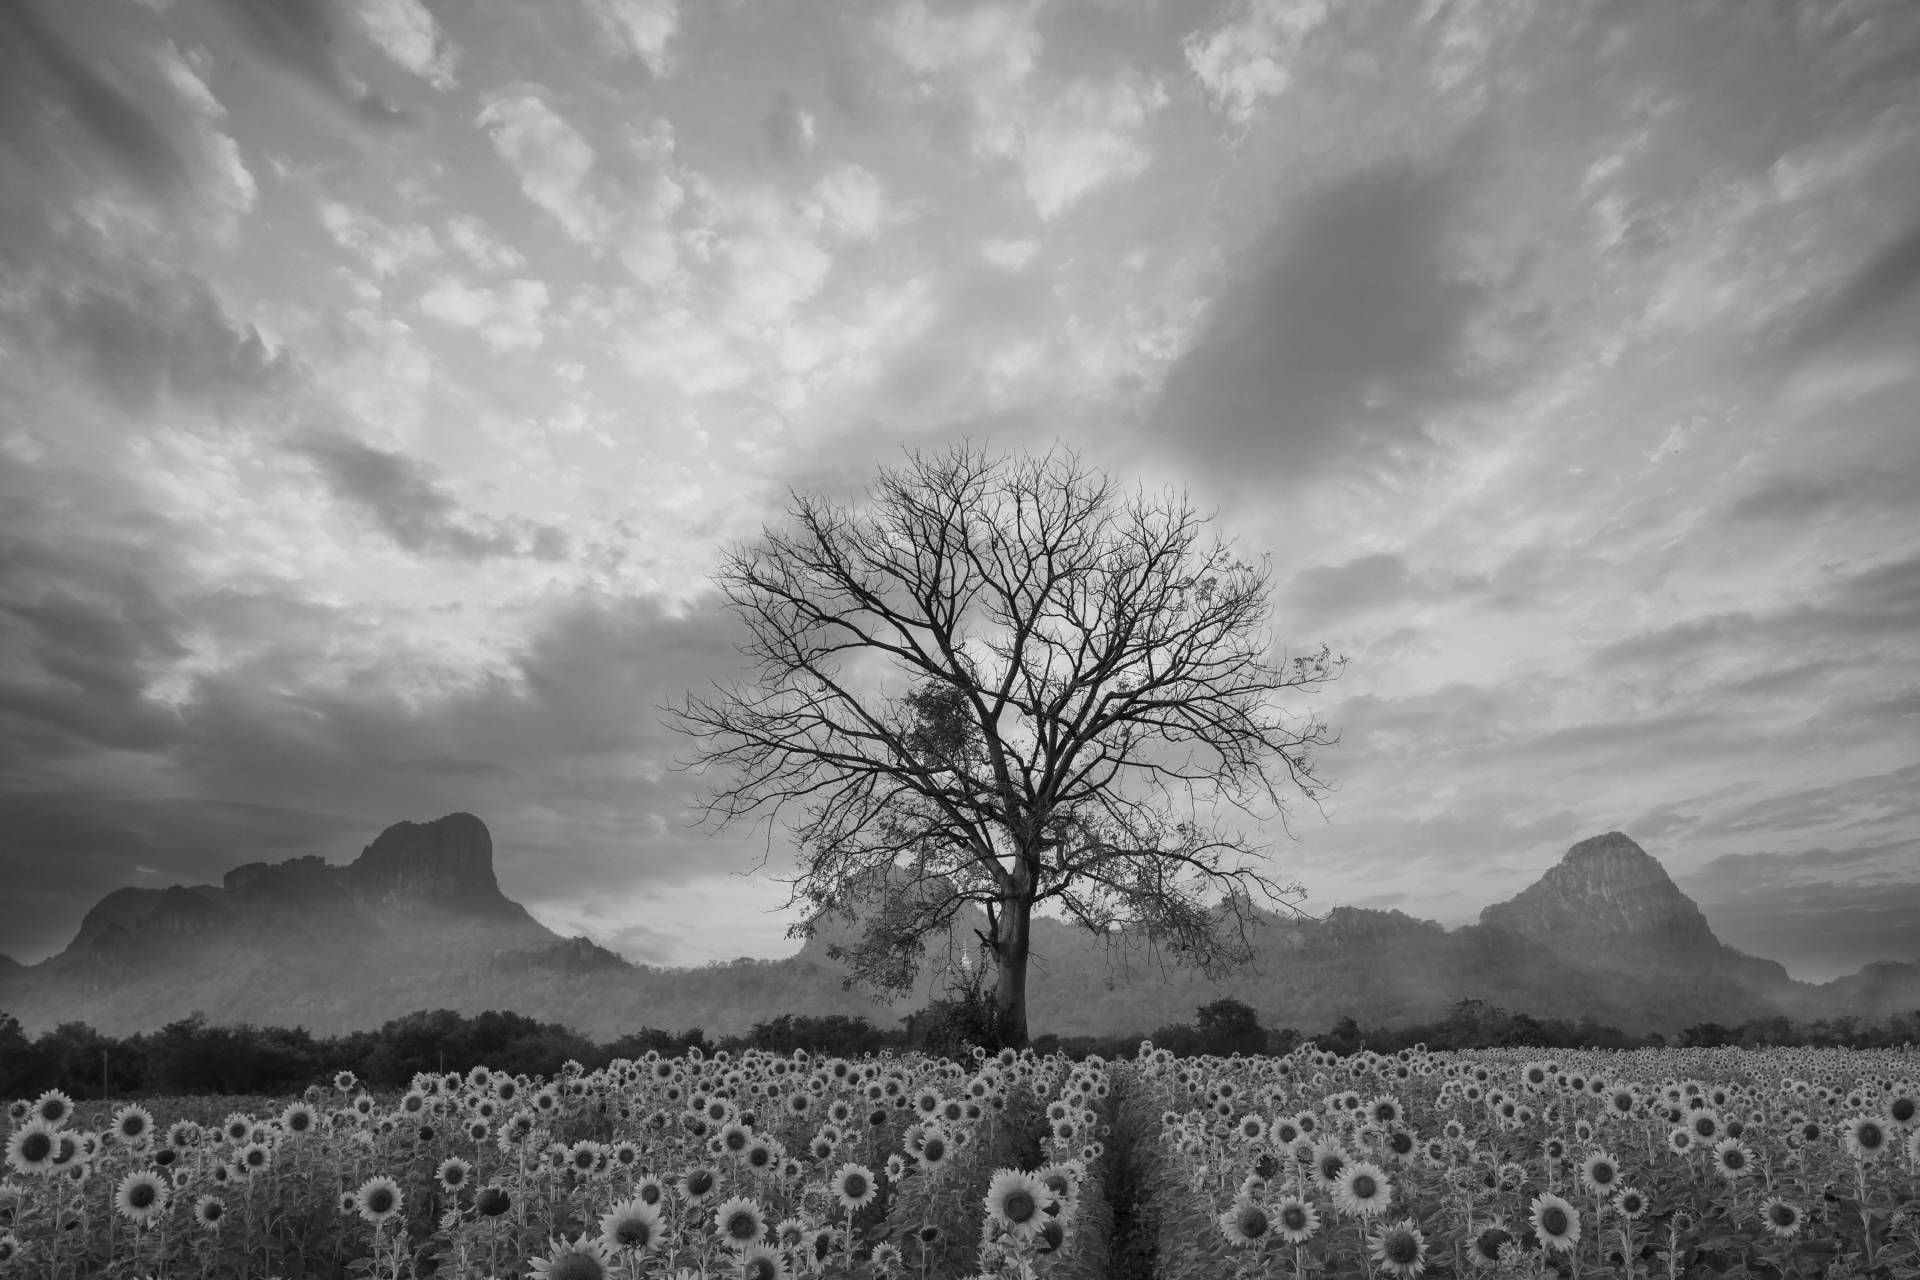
[1780,213,1920,365]
[0,587,759,962]
[1723,466,1915,524]
[204,0,408,127]
[1725,474,1847,523]
[1627,770,1920,859]
[1284,548,1546,627]
[0,1,190,210]
[0,508,191,765]
[1592,550,1920,673]
[1681,840,1920,980]
[1290,554,1418,622]
[761,91,815,162]
[5,272,294,415]
[0,792,370,963]
[295,430,570,561]
[166,590,751,881]
[1151,157,1487,492]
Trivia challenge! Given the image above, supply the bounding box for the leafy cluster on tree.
[670,444,1344,1046]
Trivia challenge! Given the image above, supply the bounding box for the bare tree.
[668,445,1344,1046]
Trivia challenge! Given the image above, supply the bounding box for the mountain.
[2,821,1915,1040]
[1476,831,1797,1020]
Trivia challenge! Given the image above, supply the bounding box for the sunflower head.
[1762,1198,1802,1238]
[1530,1193,1580,1252]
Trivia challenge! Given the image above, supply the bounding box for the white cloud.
[1183,0,1330,125]
[477,89,611,245]
[580,0,680,77]
[982,74,1169,219]
[153,42,257,230]
[806,164,895,243]
[882,0,1040,92]
[418,277,552,352]
[319,201,440,277]
[713,186,834,330]
[981,238,1042,270]
[445,215,526,272]
[877,4,1160,219]
[353,0,459,89]
[612,118,687,286]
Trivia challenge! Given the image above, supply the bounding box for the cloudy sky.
[2,0,1917,985]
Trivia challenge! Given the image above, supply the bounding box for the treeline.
[0,1008,893,1100]
[6,998,1917,1098]
[1034,997,1920,1060]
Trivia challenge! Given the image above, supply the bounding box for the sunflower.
[1712,1137,1753,1180]
[1667,1127,1693,1155]
[528,1234,615,1280]
[715,1195,768,1248]
[1579,1150,1620,1196]
[0,1233,17,1265]
[476,1185,512,1218]
[1746,1195,1803,1241]
[1613,1185,1648,1219]
[599,1196,662,1253]
[832,1162,877,1213]
[4,1121,57,1176]
[1467,1222,1513,1269]
[1689,1111,1721,1142]
[738,1241,789,1280]
[1311,1140,1349,1188]
[1217,1198,1270,1248]
[1530,1193,1580,1253]
[679,1165,720,1205]
[982,1167,1047,1236]
[277,1101,318,1137]
[1333,1161,1393,1218]
[1370,1220,1427,1278]
[194,1193,226,1229]
[1273,1196,1319,1244]
[436,1156,472,1192]
[115,1170,169,1225]
[109,1104,155,1147]
[918,1128,951,1169]
[32,1090,75,1131]
[354,1175,403,1226]
[1845,1115,1889,1161]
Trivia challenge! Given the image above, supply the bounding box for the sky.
[1,0,1916,985]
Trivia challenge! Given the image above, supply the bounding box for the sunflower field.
[1,1042,1916,1279]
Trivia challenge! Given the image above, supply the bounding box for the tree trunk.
[993,890,1033,1048]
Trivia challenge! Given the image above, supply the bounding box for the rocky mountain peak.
[345,812,522,918]
[1480,831,1721,961]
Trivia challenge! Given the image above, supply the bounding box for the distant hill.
[1,820,1913,1039]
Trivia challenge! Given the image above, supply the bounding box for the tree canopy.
[669,444,1345,1045]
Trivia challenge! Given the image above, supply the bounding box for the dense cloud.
[1151,157,1486,493]
[2,0,1917,980]
[203,0,409,126]
[296,430,569,562]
